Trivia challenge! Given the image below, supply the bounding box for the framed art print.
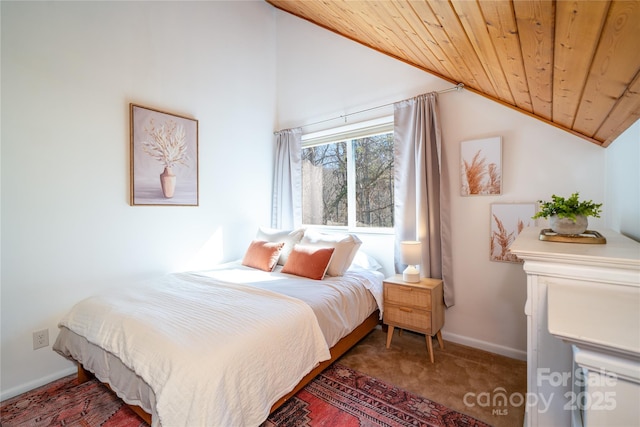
[490,203,535,263]
[461,136,502,196]
[130,104,198,206]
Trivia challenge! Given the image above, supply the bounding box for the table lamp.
[401,241,421,283]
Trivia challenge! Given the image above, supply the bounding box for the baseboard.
[441,331,527,361]
[1,366,76,402]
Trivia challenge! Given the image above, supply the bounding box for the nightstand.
[383,275,445,363]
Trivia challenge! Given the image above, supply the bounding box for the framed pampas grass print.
[460,137,502,196]
[130,104,199,206]
[490,203,536,263]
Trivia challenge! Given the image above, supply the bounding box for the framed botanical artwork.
[460,136,502,196]
[490,203,536,263]
[130,104,199,206]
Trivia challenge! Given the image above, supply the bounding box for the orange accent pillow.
[256,227,305,265]
[242,240,285,272]
[281,245,335,280]
[301,230,362,276]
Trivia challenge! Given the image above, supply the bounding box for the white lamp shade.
[401,241,421,283]
[401,241,422,266]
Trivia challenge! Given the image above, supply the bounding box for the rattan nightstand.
[383,275,445,363]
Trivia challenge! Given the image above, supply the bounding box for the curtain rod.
[278,83,464,133]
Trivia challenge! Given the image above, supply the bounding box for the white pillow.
[301,229,362,276]
[350,250,383,271]
[256,227,305,265]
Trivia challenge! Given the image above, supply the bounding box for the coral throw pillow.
[301,230,362,276]
[242,240,285,272]
[282,245,335,280]
[255,227,305,265]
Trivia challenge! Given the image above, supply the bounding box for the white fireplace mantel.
[510,227,640,427]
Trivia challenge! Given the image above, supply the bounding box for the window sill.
[301,225,395,236]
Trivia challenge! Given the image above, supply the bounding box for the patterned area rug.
[0,374,146,427]
[264,364,491,427]
[1,364,490,427]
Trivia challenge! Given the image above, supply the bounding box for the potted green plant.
[532,192,602,235]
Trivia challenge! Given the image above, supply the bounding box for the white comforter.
[58,272,331,427]
[194,262,384,347]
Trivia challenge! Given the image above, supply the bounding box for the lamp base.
[402,266,420,283]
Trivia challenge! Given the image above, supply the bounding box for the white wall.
[275,10,607,359]
[1,1,277,399]
[605,119,640,242]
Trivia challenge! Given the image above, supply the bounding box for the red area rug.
[265,364,491,427]
[0,373,146,427]
[1,364,490,427]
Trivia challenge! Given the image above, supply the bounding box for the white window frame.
[301,116,394,234]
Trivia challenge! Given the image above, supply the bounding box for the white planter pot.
[550,214,588,235]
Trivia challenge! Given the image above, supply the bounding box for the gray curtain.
[393,93,454,307]
[271,128,302,229]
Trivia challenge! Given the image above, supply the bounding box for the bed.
[53,228,385,427]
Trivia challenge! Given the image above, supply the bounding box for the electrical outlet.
[33,329,49,350]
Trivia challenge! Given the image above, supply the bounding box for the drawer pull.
[399,307,413,313]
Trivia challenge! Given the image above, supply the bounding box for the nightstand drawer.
[384,304,432,333]
[385,284,431,307]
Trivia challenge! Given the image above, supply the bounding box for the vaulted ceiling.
[267,0,640,147]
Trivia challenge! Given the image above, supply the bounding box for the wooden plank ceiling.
[267,0,640,147]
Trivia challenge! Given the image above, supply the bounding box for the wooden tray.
[539,229,606,244]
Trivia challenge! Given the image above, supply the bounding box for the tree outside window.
[302,131,394,229]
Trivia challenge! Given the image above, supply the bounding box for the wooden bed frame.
[77,309,380,425]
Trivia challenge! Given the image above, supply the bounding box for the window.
[301,118,394,230]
